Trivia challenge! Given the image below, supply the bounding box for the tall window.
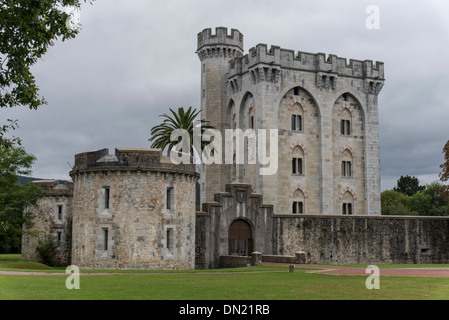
[166,187,174,211]
[292,146,305,175]
[341,149,353,177]
[103,228,109,251]
[340,108,352,136]
[292,189,305,214]
[291,103,304,132]
[292,158,303,175]
[104,187,110,209]
[341,161,352,177]
[292,201,304,214]
[166,228,174,254]
[342,203,353,215]
[57,231,62,246]
[57,205,63,220]
[291,115,303,131]
[342,191,354,215]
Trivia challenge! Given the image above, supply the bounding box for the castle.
[21,27,449,269]
[197,27,384,216]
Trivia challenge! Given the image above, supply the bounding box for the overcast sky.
[2,0,449,191]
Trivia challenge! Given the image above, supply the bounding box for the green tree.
[440,140,449,190]
[0,144,46,253]
[422,181,449,216]
[149,107,215,158]
[0,0,93,145]
[407,192,432,216]
[381,190,417,216]
[394,175,425,196]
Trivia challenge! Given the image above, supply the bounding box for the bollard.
[251,251,262,266]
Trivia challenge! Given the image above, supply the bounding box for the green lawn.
[1,255,449,300]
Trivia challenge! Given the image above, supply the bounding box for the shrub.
[35,233,58,266]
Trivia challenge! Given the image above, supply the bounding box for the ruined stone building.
[21,27,449,269]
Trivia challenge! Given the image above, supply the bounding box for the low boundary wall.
[273,215,449,265]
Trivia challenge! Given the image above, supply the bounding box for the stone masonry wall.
[273,215,449,264]
[21,180,73,266]
[70,148,199,270]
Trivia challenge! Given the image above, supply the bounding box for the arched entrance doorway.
[228,219,253,256]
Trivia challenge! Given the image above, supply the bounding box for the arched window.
[292,189,305,214]
[292,146,305,175]
[342,191,354,215]
[249,107,255,129]
[340,108,352,136]
[291,103,304,132]
[341,149,353,177]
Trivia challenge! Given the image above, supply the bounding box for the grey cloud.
[3,0,448,191]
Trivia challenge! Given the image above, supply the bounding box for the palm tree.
[149,107,215,159]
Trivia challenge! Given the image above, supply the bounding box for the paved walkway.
[263,263,449,277]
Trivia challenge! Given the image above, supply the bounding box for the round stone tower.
[197,27,244,203]
[69,148,199,270]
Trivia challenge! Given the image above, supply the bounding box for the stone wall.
[21,180,73,266]
[70,148,199,270]
[273,215,449,264]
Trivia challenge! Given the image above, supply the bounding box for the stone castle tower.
[197,27,384,216]
[69,148,199,269]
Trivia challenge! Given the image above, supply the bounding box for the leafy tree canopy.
[0,143,46,253]
[440,140,449,189]
[0,0,92,145]
[382,181,449,216]
[393,175,425,196]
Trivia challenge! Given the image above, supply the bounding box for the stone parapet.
[70,148,198,178]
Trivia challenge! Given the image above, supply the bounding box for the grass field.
[1,254,449,300]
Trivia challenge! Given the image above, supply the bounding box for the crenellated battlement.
[197,27,244,61]
[70,148,198,177]
[197,27,243,51]
[227,43,384,81]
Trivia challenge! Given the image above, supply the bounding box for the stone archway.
[228,219,253,256]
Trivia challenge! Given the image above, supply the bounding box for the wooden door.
[228,219,253,256]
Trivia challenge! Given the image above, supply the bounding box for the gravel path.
[2,264,449,277]
[263,263,449,277]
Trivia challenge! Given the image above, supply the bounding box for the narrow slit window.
[103,228,108,251]
[104,187,110,209]
[166,187,174,211]
[167,228,174,254]
[57,205,63,220]
[57,232,62,246]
